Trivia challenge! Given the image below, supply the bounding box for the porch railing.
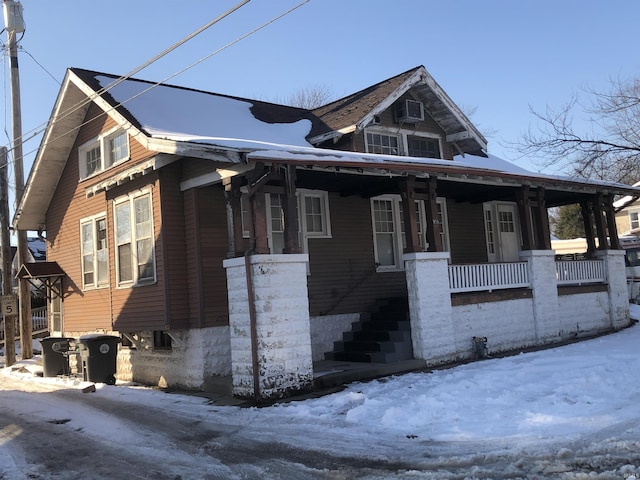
[555,260,606,285]
[0,307,48,343]
[449,262,530,293]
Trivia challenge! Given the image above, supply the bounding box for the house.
[14,65,640,401]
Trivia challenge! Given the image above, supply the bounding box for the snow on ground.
[3,307,640,478]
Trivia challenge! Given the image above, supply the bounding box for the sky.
[1,0,638,191]
[2,305,640,477]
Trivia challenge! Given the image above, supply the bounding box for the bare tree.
[273,84,335,109]
[518,77,640,184]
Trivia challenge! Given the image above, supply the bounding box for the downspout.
[244,252,261,402]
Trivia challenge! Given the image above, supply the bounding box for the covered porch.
[218,153,632,401]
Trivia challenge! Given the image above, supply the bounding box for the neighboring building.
[13,66,639,401]
[614,184,640,236]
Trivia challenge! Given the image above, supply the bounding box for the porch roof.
[246,149,640,206]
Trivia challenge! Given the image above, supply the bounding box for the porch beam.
[281,164,302,254]
[400,176,422,253]
[516,186,534,251]
[424,177,443,252]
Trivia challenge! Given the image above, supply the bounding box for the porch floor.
[312,359,427,390]
[187,359,429,406]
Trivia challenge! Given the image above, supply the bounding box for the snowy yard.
[2,306,640,478]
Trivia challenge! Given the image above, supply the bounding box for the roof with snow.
[14,66,640,230]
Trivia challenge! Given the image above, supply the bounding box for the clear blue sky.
[3,0,639,184]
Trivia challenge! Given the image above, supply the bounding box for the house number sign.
[1,295,18,316]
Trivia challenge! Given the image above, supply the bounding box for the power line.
[17,0,311,167]
[2,0,253,161]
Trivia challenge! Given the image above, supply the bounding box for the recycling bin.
[77,335,121,385]
[40,337,75,377]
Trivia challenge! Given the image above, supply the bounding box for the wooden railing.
[0,307,48,342]
[555,260,605,285]
[449,262,530,293]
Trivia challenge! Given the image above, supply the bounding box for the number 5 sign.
[2,295,18,316]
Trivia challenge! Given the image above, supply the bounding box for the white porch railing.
[0,307,48,342]
[449,262,530,293]
[555,260,606,285]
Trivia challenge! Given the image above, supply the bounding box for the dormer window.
[365,128,442,160]
[78,129,129,179]
[366,132,400,155]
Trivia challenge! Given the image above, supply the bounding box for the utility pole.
[3,0,31,359]
[0,147,15,366]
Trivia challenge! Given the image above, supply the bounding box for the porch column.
[520,250,560,343]
[580,201,597,253]
[594,194,608,249]
[594,249,630,329]
[403,251,456,364]
[223,254,313,401]
[604,195,621,250]
[423,177,443,252]
[516,186,534,250]
[534,188,552,250]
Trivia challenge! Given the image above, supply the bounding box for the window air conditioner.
[395,99,424,123]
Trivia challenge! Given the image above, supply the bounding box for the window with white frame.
[80,214,108,289]
[79,129,129,179]
[366,132,400,155]
[407,135,441,159]
[114,192,155,286]
[240,189,331,253]
[630,210,640,231]
[365,128,443,159]
[371,195,449,270]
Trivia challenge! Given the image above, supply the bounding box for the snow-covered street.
[3,307,640,479]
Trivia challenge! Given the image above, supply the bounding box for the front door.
[484,202,521,262]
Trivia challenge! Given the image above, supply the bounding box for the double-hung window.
[630,210,640,231]
[80,214,108,289]
[114,192,155,286]
[79,129,129,179]
[240,189,331,253]
[371,194,449,270]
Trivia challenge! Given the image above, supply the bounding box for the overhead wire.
[18,0,311,167]
[2,0,253,164]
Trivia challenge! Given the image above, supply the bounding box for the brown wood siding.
[307,193,407,317]
[46,105,112,332]
[183,188,203,327]
[108,174,168,332]
[447,200,488,264]
[197,185,230,327]
[158,163,190,329]
[45,103,174,334]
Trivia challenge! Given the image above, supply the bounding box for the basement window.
[153,331,172,350]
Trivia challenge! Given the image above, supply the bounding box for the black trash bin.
[40,337,75,377]
[77,335,121,385]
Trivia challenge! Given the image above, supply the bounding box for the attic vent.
[395,99,424,123]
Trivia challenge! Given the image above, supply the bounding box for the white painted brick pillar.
[595,249,630,329]
[521,250,560,342]
[403,252,456,364]
[223,254,314,401]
